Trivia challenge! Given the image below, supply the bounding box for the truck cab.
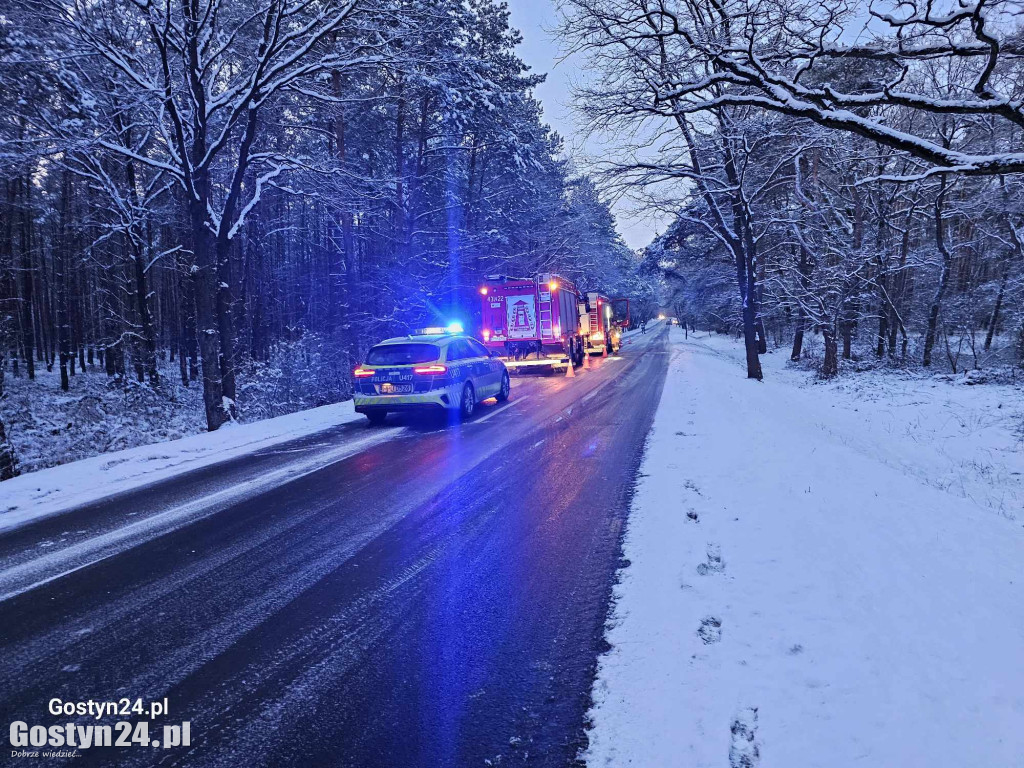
[581,293,630,355]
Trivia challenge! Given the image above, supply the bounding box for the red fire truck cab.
[582,292,630,355]
[479,274,586,371]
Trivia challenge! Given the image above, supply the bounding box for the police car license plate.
[381,383,412,394]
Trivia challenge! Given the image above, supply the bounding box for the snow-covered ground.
[1,364,207,474]
[0,401,365,533]
[585,330,1024,767]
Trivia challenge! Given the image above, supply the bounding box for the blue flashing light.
[446,321,464,334]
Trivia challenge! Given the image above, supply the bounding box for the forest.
[561,0,1024,381]
[0,0,653,477]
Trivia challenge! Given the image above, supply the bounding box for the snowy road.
[0,326,669,767]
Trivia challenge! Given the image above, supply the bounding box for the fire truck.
[478,274,586,372]
[582,292,630,355]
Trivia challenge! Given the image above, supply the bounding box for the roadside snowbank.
[585,330,1024,767]
[0,401,363,533]
[705,333,1023,515]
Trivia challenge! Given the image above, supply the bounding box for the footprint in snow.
[729,707,760,768]
[697,543,725,575]
[698,616,722,644]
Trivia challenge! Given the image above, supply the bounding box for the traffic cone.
[565,357,576,377]
[583,350,590,369]
[602,344,608,358]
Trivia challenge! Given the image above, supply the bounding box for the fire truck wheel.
[497,371,511,402]
[459,383,476,419]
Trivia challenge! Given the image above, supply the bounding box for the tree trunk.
[876,305,888,359]
[56,171,71,392]
[18,175,35,380]
[214,236,237,409]
[124,150,159,387]
[394,80,406,257]
[330,71,360,360]
[984,263,1008,351]
[722,138,763,380]
[189,194,228,431]
[0,342,13,479]
[791,320,804,361]
[841,306,855,360]
[0,418,17,481]
[791,243,810,361]
[923,178,951,368]
[822,327,839,378]
[210,107,261,416]
[741,285,763,379]
[178,249,199,384]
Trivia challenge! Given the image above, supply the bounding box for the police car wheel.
[497,371,510,402]
[459,383,476,419]
[366,410,387,425]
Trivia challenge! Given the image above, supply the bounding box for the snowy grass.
[584,329,1024,768]
[728,333,1023,516]
[0,399,364,534]
[0,334,357,478]
[1,364,207,475]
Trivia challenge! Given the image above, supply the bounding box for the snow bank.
[585,330,1024,767]
[0,401,364,533]
[706,333,1023,515]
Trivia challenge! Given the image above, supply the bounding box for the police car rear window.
[365,344,440,365]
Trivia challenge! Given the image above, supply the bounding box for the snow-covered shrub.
[238,334,353,422]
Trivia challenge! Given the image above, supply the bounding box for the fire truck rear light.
[414,364,447,374]
[548,280,558,291]
[479,286,488,295]
[353,368,375,378]
[482,329,491,341]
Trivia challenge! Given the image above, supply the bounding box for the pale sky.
[505,0,671,251]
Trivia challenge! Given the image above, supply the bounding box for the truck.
[581,292,630,355]
[478,274,586,372]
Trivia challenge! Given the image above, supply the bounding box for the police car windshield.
[366,343,440,366]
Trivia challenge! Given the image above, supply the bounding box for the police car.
[352,324,511,424]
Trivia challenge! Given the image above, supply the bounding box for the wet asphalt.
[0,326,670,768]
